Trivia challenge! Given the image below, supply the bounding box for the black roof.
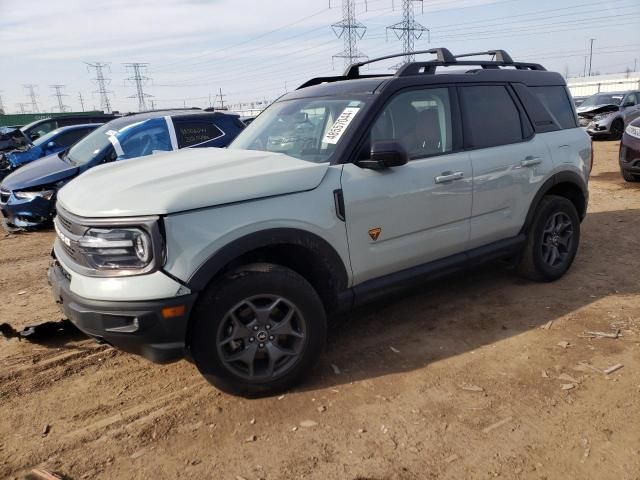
[288,48,565,99]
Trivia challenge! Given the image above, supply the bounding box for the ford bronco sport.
[48,49,591,397]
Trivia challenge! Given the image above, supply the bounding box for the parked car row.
[0,109,245,229]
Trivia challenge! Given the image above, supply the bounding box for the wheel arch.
[521,171,588,235]
[186,228,352,314]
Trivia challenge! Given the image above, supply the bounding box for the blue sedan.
[0,124,100,180]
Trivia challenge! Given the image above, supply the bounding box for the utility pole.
[634,58,638,72]
[85,62,113,113]
[583,56,587,77]
[78,92,85,112]
[331,0,367,69]
[23,84,39,113]
[588,38,595,76]
[218,87,226,109]
[387,0,429,66]
[150,99,156,110]
[123,63,152,112]
[50,84,69,112]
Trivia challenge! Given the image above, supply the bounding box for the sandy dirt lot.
[1,141,639,480]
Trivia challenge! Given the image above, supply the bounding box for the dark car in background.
[19,114,115,141]
[0,124,100,180]
[0,110,245,229]
[619,117,640,182]
[576,90,640,139]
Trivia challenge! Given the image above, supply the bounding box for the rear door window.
[531,86,577,129]
[460,85,524,149]
[173,120,224,148]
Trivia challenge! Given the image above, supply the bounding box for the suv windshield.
[230,97,366,163]
[580,93,624,107]
[67,117,172,166]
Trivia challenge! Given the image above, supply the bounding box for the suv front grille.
[54,210,91,268]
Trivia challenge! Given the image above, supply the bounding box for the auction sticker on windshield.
[323,107,360,144]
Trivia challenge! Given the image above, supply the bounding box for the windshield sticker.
[322,107,360,144]
[107,134,124,157]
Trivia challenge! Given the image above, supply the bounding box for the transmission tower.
[16,103,29,114]
[387,0,429,66]
[23,84,40,113]
[331,0,367,69]
[50,84,69,112]
[78,92,85,112]
[124,63,153,112]
[86,62,113,113]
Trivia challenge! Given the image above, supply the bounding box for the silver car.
[577,90,640,139]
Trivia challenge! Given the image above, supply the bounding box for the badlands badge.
[368,227,382,241]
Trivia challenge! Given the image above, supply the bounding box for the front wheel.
[518,195,581,282]
[190,263,326,397]
[621,168,640,182]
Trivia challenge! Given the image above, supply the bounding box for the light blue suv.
[48,49,591,397]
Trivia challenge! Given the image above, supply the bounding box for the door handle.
[435,171,464,184]
[521,156,542,167]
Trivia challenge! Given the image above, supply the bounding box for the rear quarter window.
[174,121,224,148]
[531,86,577,129]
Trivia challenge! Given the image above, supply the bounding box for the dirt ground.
[1,141,639,480]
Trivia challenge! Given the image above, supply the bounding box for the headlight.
[593,112,615,122]
[14,190,55,200]
[78,227,153,270]
[626,124,640,139]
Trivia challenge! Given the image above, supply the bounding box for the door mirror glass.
[357,140,408,169]
[30,132,41,141]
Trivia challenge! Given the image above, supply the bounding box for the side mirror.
[623,101,635,107]
[356,140,408,170]
[30,133,41,141]
[47,141,56,149]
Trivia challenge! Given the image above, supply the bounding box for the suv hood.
[58,148,330,217]
[576,103,619,118]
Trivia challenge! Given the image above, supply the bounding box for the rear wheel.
[518,195,580,282]
[190,263,326,397]
[621,168,640,182]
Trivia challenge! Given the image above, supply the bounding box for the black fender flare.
[521,171,588,234]
[186,228,350,294]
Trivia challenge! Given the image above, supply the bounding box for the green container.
[0,111,105,128]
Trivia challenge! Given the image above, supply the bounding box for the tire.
[190,263,327,398]
[621,168,640,182]
[609,119,624,140]
[518,195,581,282]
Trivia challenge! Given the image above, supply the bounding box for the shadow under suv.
[48,48,591,397]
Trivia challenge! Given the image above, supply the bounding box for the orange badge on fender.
[368,227,382,241]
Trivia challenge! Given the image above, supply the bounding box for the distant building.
[567,73,640,97]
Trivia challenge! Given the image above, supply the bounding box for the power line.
[23,84,39,113]
[124,63,153,112]
[85,62,113,113]
[386,0,429,65]
[332,0,367,68]
[50,84,69,113]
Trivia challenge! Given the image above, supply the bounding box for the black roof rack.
[297,47,546,90]
[455,49,514,63]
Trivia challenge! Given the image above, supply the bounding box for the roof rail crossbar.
[455,50,514,63]
[343,47,456,77]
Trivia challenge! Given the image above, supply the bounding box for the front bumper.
[0,192,55,229]
[619,133,640,174]
[48,259,197,363]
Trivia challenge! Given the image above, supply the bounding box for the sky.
[0,0,639,114]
